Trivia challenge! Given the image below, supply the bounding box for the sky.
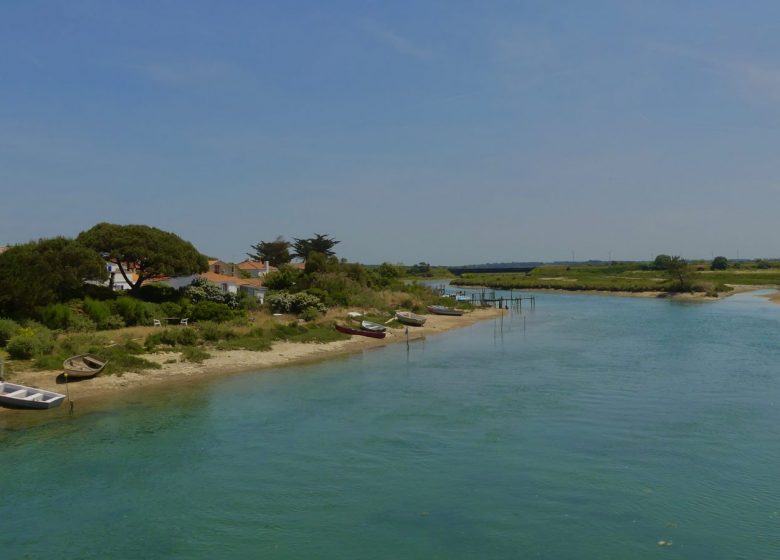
[2,1,780,265]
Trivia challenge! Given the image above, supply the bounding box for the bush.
[159,301,183,318]
[300,307,321,322]
[67,313,97,333]
[181,346,211,363]
[112,296,154,326]
[266,291,326,314]
[83,297,111,326]
[0,318,19,347]
[102,315,126,330]
[196,321,237,342]
[137,283,179,303]
[7,335,41,359]
[145,327,199,349]
[263,266,302,291]
[184,279,228,304]
[191,300,234,322]
[37,303,72,330]
[711,256,728,270]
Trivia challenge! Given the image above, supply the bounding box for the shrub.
[159,301,183,318]
[266,291,326,314]
[137,283,179,303]
[7,335,42,359]
[300,307,321,322]
[83,297,111,326]
[67,313,97,333]
[0,318,19,347]
[191,301,234,322]
[145,327,199,349]
[103,315,126,330]
[37,303,72,330]
[263,266,302,291]
[181,346,211,363]
[112,297,154,326]
[184,279,227,304]
[196,321,237,342]
[711,256,728,270]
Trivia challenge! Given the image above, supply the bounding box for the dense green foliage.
[0,237,107,318]
[711,256,728,270]
[247,235,292,266]
[292,233,340,260]
[77,222,208,291]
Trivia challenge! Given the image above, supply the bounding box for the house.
[105,262,138,291]
[160,271,267,302]
[208,259,239,277]
[0,245,8,255]
[237,260,278,278]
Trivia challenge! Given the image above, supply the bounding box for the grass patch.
[180,346,211,363]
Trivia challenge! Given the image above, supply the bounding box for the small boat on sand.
[395,311,427,326]
[361,320,387,333]
[0,382,66,409]
[427,305,464,316]
[335,324,387,339]
[63,354,108,378]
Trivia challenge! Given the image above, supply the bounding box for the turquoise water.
[2,291,780,558]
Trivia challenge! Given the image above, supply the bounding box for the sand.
[1,308,502,414]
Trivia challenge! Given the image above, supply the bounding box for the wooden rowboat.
[427,305,464,316]
[63,353,108,378]
[395,311,427,326]
[0,382,66,409]
[360,320,387,333]
[335,324,387,339]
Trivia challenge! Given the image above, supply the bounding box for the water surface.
[2,291,779,558]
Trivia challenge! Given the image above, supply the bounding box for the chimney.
[265,260,270,275]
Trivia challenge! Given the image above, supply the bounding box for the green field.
[451,262,780,294]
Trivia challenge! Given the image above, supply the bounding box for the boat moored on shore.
[0,382,66,409]
[427,305,464,316]
[395,311,427,326]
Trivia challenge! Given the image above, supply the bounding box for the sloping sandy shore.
[1,308,502,416]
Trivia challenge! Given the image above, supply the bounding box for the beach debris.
[347,311,362,318]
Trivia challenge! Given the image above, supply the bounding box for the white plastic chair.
[153,319,162,327]
[180,318,189,326]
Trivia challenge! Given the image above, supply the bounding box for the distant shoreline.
[450,283,779,303]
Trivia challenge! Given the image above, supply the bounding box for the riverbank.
[1,308,502,416]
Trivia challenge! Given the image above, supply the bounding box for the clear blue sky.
[2,1,779,264]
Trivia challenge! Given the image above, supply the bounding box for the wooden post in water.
[0,358,4,381]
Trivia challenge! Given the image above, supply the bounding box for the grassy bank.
[451,263,780,294]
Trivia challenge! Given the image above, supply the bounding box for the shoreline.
[451,284,778,302]
[1,308,502,419]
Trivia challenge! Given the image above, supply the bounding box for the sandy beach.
[1,308,502,415]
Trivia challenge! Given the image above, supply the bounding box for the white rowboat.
[0,382,66,409]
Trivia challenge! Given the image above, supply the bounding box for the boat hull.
[0,382,66,409]
[63,354,107,378]
[360,320,387,332]
[427,305,464,316]
[395,311,427,326]
[335,324,387,339]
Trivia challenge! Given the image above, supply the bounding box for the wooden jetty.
[437,286,535,311]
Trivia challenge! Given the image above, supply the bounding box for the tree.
[651,254,673,270]
[663,256,692,291]
[711,256,728,270]
[246,236,291,267]
[292,233,340,260]
[77,223,208,292]
[0,237,107,318]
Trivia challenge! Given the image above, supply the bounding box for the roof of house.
[199,271,264,288]
[238,260,278,272]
